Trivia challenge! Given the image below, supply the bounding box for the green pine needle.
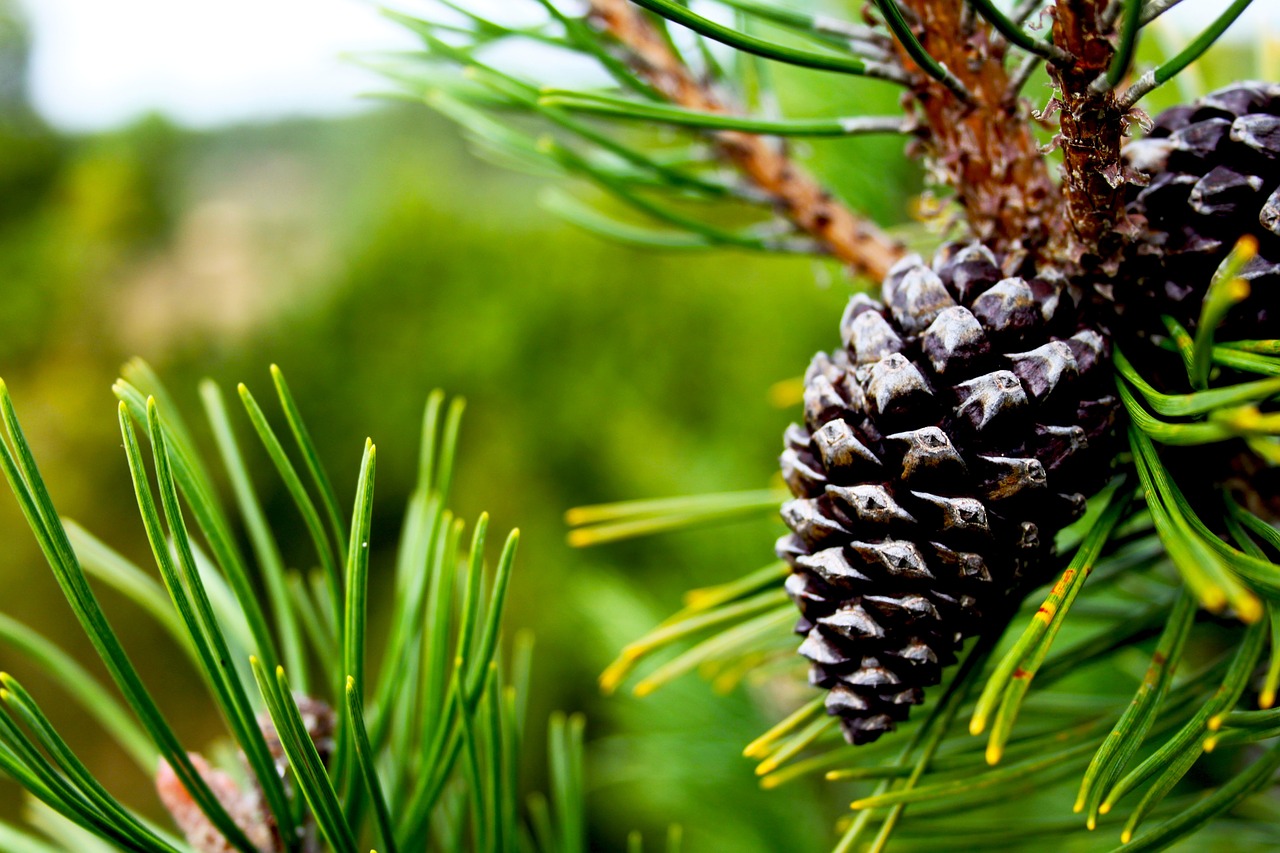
[0,368,590,853]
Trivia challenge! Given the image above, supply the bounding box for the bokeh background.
[0,1,1276,850]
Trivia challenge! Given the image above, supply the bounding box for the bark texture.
[1048,0,1126,268]
[900,0,1059,256]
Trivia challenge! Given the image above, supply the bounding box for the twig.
[587,0,904,280]
[1093,0,1143,92]
[1048,0,1127,267]
[894,0,1059,253]
[1139,0,1188,27]
[875,0,975,103]
[1013,0,1046,25]
[1007,53,1045,103]
[967,0,1075,64]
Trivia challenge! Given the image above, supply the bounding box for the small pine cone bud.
[157,696,336,853]
[779,246,1119,745]
[155,754,273,853]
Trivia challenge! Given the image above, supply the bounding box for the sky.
[19,0,422,129]
[16,0,1280,131]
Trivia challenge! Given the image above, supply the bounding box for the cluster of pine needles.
[580,239,1280,853]
[0,360,682,853]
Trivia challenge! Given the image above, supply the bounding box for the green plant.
[0,360,649,853]
[381,1,1280,850]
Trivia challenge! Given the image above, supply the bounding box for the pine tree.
[384,1,1280,850]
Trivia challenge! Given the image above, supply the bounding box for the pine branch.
[893,0,1060,253]
[586,0,904,280]
[373,4,1280,850]
[1048,0,1128,266]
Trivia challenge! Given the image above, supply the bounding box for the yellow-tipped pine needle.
[1249,438,1280,465]
[1225,512,1280,706]
[1220,577,1263,624]
[710,652,769,694]
[1076,589,1198,826]
[848,740,1096,811]
[768,376,805,408]
[602,588,789,696]
[970,485,1132,745]
[1130,427,1246,618]
[743,696,824,758]
[682,561,788,612]
[1192,235,1258,389]
[565,489,784,527]
[599,653,638,696]
[566,490,785,546]
[1210,405,1280,437]
[758,747,887,791]
[1198,583,1228,614]
[753,716,836,777]
[1222,339,1280,355]
[630,607,794,698]
[633,679,659,698]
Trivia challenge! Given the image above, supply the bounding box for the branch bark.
[1048,0,1127,268]
[898,0,1059,257]
[587,0,904,281]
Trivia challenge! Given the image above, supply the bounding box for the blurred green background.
[0,2,1271,850]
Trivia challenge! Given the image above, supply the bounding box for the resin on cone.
[778,246,1119,745]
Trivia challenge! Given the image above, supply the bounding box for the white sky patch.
[16,0,1280,132]
[19,0,425,130]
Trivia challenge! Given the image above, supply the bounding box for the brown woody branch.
[587,0,905,281]
[589,0,1132,277]
[898,0,1059,257]
[1048,0,1127,269]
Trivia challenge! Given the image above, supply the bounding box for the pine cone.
[1121,81,1280,339]
[778,246,1119,745]
[1119,83,1280,520]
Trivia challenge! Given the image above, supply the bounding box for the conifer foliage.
[384,0,1280,850]
[0,362,613,853]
